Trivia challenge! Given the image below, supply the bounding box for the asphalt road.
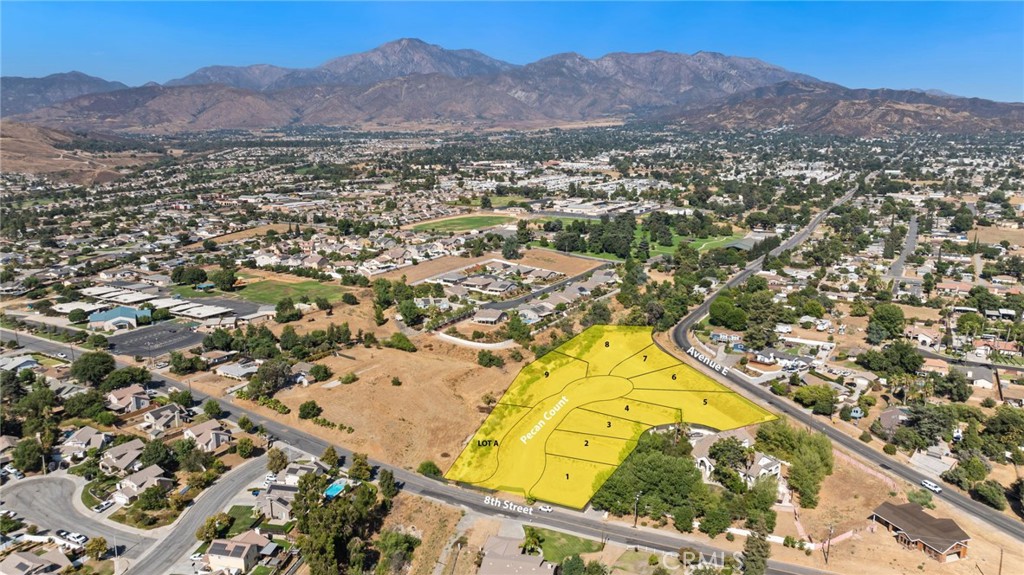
[125,456,268,575]
[887,215,918,289]
[2,476,156,558]
[668,174,1024,544]
[1,328,830,575]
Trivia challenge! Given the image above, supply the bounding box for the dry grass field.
[380,493,462,575]
[187,223,292,248]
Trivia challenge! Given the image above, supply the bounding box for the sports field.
[445,325,774,509]
[411,215,514,232]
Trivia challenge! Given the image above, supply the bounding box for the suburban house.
[905,325,941,348]
[281,460,330,486]
[205,530,272,574]
[142,404,188,437]
[0,435,18,466]
[216,361,259,380]
[184,420,232,453]
[99,438,146,475]
[200,350,238,367]
[107,384,150,413]
[113,464,173,505]
[59,426,109,461]
[692,428,783,487]
[871,501,970,562]
[258,483,300,521]
[0,356,40,373]
[473,308,507,325]
[477,535,552,575]
[0,549,73,575]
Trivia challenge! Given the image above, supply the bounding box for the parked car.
[155,362,169,369]
[92,500,114,513]
[190,552,205,562]
[56,353,67,359]
[11,470,24,480]
[67,533,88,544]
[921,479,943,494]
[538,505,553,513]
[56,529,71,539]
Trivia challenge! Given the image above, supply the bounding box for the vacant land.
[970,226,1024,246]
[534,528,604,562]
[186,223,291,249]
[381,493,462,575]
[411,215,515,232]
[445,325,774,508]
[267,334,523,470]
[381,249,601,284]
[234,279,351,305]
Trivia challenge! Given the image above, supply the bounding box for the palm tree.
[520,527,544,555]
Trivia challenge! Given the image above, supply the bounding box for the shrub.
[981,397,997,408]
[883,443,897,455]
[907,489,935,509]
[973,480,1008,510]
[382,332,417,352]
[341,293,359,305]
[391,376,402,386]
[859,431,872,443]
[340,372,359,384]
[256,396,290,414]
[417,460,442,478]
[298,400,323,420]
[312,417,336,429]
[477,350,505,368]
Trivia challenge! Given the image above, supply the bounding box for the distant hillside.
[5,39,1021,135]
[1,71,128,116]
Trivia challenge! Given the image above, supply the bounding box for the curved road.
[2,476,155,558]
[668,171,1024,544]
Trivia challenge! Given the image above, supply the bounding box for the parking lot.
[108,322,205,357]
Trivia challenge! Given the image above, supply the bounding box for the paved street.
[2,476,156,558]
[126,456,267,575]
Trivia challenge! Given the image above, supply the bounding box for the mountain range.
[3,38,1022,136]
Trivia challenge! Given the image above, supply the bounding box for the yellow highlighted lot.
[445,325,775,508]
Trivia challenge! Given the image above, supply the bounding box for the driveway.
[2,476,156,558]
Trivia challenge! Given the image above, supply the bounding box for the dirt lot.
[382,248,601,284]
[970,226,1024,246]
[187,223,292,249]
[266,334,524,470]
[896,304,943,323]
[381,493,463,575]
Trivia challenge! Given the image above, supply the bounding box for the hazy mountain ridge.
[5,39,1021,135]
[1,72,129,116]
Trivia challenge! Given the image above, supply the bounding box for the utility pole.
[633,490,643,528]
[824,523,835,564]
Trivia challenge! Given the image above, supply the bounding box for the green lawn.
[233,280,349,305]
[455,195,531,208]
[250,566,274,575]
[170,285,218,298]
[689,233,744,252]
[32,353,67,367]
[225,505,258,537]
[412,215,514,232]
[535,528,603,562]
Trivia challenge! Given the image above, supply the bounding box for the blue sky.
[2,2,1021,102]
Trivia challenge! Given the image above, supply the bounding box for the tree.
[136,485,168,510]
[379,468,399,499]
[172,266,207,286]
[11,438,43,472]
[140,440,176,470]
[298,400,323,420]
[321,446,339,468]
[477,350,505,368]
[956,312,984,337]
[315,297,332,311]
[502,236,521,260]
[973,480,1008,510]
[561,555,586,575]
[793,385,838,415]
[68,308,88,323]
[741,519,771,575]
[581,301,612,328]
[373,304,387,326]
[309,364,332,382]
[70,352,117,386]
[209,267,237,291]
[267,447,288,474]
[236,437,254,458]
[480,195,492,209]
[237,415,255,433]
[349,452,372,481]
[417,460,442,478]
[168,389,193,407]
[202,239,218,252]
[84,537,108,560]
[275,297,302,323]
[869,303,905,341]
[247,358,292,398]
[100,366,150,393]
[202,399,222,419]
[709,437,749,470]
[195,512,231,542]
[520,526,544,554]
[341,292,359,305]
